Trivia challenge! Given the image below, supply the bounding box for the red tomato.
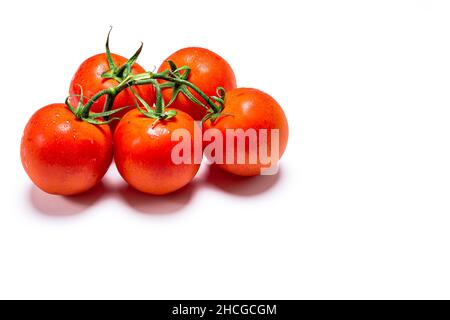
[21,104,113,195]
[69,53,155,121]
[114,109,201,195]
[158,47,237,120]
[203,88,289,176]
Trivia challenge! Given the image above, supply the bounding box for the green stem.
[80,75,133,116]
[74,68,221,120]
[103,94,116,113]
[134,72,221,113]
[73,31,223,124]
[152,80,164,115]
[79,88,110,117]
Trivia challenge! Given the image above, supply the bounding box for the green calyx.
[201,87,233,124]
[101,27,143,83]
[147,61,230,121]
[161,60,207,108]
[130,80,177,126]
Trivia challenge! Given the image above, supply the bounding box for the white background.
[1,0,450,299]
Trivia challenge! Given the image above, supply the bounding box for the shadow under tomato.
[118,181,196,215]
[204,164,282,196]
[28,182,107,216]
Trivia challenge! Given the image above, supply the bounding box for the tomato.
[21,104,113,195]
[158,47,237,120]
[203,88,289,176]
[69,53,155,122]
[114,108,201,195]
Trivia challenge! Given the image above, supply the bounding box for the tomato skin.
[204,88,289,176]
[20,104,113,195]
[158,47,237,120]
[114,109,201,195]
[69,53,155,121]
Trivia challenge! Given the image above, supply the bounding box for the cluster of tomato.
[20,31,289,196]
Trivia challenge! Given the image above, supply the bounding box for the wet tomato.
[114,109,201,195]
[204,88,289,176]
[158,47,236,120]
[21,104,113,195]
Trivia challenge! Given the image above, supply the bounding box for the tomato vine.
[66,29,228,125]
